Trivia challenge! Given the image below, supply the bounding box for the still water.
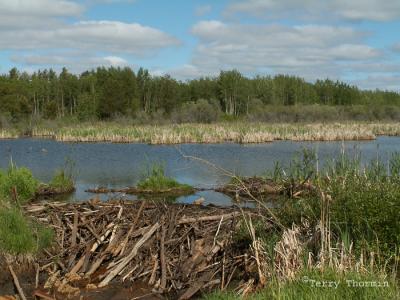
[0,137,399,206]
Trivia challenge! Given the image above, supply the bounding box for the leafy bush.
[0,207,53,254]
[0,164,39,204]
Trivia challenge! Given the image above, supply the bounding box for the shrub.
[0,164,39,204]
[0,207,53,254]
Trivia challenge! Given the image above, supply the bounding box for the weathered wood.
[8,264,27,300]
[160,225,167,290]
[98,222,160,287]
[179,272,213,300]
[178,212,241,224]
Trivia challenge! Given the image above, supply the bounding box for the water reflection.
[0,137,398,206]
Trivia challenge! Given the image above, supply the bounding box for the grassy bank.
[207,150,400,299]
[14,121,400,144]
[0,165,53,256]
[205,270,399,300]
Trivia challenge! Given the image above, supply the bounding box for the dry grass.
[22,122,400,144]
[0,129,19,139]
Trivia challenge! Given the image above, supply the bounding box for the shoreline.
[1,122,400,144]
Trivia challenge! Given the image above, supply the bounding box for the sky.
[0,0,400,90]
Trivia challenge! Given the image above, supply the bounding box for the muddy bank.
[1,200,271,299]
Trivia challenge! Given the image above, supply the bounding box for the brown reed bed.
[22,122,400,144]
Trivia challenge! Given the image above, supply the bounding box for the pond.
[0,137,399,206]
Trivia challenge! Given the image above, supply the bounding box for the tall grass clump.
[49,170,74,191]
[0,163,38,204]
[0,207,53,254]
[137,163,193,192]
[0,163,53,255]
[274,150,400,259]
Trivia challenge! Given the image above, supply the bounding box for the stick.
[119,201,145,256]
[8,264,27,300]
[35,263,39,288]
[71,210,79,248]
[213,216,224,247]
[98,222,160,287]
[160,225,167,290]
[178,212,240,224]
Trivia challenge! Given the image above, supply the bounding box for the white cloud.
[11,53,130,73]
[0,21,180,55]
[0,0,83,29]
[392,43,400,52]
[167,64,217,80]
[103,56,128,66]
[353,75,400,91]
[225,0,400,22]
[0,0,179,71]
[0,0,83,17]
[187,21,380,80]
[88,0,136,3]
[195,5,212,16]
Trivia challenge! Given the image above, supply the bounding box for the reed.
[0,128,19,139]
[26,122,400,144]
[211,150,400,299]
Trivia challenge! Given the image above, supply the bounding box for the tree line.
[1,67,399,122]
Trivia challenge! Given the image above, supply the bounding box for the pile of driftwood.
[216,177,317,200]
[216,177,282,199]
[20,199,268,299]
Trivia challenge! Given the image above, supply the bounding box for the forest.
[1,66,400,124]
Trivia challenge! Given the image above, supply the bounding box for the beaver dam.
[1,200,271,299]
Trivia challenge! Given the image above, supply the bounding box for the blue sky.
[0,0,399,90]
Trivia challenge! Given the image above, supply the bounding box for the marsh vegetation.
[0,146,399,299]
[16,121,400,144]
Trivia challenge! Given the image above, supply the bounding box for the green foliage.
[0,207,53,254]
[49,169,74,191]
[276,151,400,257]
[0,164,39,204]
[76,92,98,121]
[137,164,192,192]
[203,269,399,300]
[1,67,400,123]
[172,99,220,123]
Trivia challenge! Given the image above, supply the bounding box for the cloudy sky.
[1,0,400,90]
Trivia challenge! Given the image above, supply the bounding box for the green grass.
[49,169,74,191]
[203,270,399,300]
[0,207,53,254]
[137,164,193,192]
[0,164,38,204]
[274,150,400,258]
[0,164,53,255]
